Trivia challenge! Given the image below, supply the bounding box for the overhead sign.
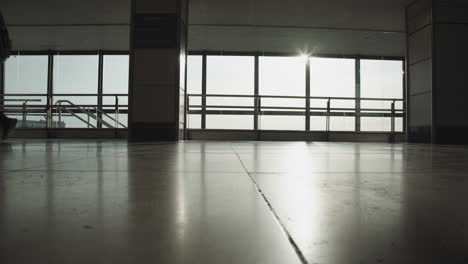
[133,13,178,49]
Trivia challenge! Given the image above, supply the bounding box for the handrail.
[187,93,404,101]
[0,99,42,102]
[0,94,128,129]
[0,104,128,107]
[0,93,405,133]
[88,106,127,128]
[188,105,404,112]
[0,93,128,97]
[59,107,97,128]
[55,100,114,128]
[187,93,406,135]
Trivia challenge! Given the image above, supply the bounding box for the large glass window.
[103,55,129,128]
[360,60,404,132]
[206,56,254,130]
[310,57,356,131]
[4,55,49,127]
[2,53,131,130]
[259,56,306,130]
[1,53,404,133]
[5,55,48,95]
[186,55,202,129]
[53,55,99,128]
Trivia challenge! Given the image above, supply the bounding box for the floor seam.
[230,143,309,264]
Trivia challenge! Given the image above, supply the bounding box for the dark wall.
[433,0,468,144]
[407,0,433,143]
[407,0,468,144]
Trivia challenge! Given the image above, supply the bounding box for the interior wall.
[433,0,468,143]
[189,0,409,56]
[1,0,411,56]
[0,0,130,51]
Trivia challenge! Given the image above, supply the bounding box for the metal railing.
[187,94,405,133]
[0,94,128,129]
[1,93,405,132]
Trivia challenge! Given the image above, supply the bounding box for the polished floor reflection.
[1,140,468,263]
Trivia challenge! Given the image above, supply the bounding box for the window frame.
[1,50,405,132]
[187,51,405,132]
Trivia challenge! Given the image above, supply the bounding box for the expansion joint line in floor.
[231,146,309,264]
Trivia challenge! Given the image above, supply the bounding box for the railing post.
[22,102,27,128]
[87,108,91,128]
[258,97,262,128]
[201,55,207,129]
[355,59,361,132]
[305,58,311,131]
[326,98,331,132]
[254,55,259,132]
[115,96,119,128]
[186,96,190,129]
[47,97,52,128]
[390,100,395,143]
[58,102,62,128]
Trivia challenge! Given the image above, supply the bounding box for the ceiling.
[1,0,413,56]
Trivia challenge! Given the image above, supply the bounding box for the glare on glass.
[187,55,203,128]
[259,56,306,131]
[4,55,49,126]
[360,60,403,132]
[53,55,99,128]
[310,57,355,131]
[206,56,254,129]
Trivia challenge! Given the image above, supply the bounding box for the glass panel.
[101,99,128,129]
[310,57,355,131]
[207,56,254,96]
[5,55,48,95]
[361,60,404,132]
[187,55,203,108]
[102,114,128,129]
[259,56,306,97]
[188,114,202,129]
[206,115,253,130]
[103,55,129,106]
[53,55,98,102]
[102,55,129,128]
[206,56,254,129]
[52,55,99,128]
[361,117,403,132]
[330,116,355,131]
[259,56,306,130]
[260,116,305,131]
[310,116,327,131]
[4,55,49,127]
[57,114,95,129]
[180,53,186,90]
[52,96,98,128]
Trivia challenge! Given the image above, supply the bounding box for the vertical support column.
[254,55,259,131]
[46,53,54,130]
[0,62,4,101]
[402,61,407,132]
[97,52,104,128]
[431,0,468,144]
[406,0,468,144]
[355,59,361,132]
[0,61,4,122]
[406,0,433,143]
[201,54,207,129]
[128,0,188,141]
[305,57,311,131]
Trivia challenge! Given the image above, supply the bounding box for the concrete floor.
[1,140,468,264]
